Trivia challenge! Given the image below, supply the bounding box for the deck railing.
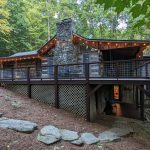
[0,59,150,81]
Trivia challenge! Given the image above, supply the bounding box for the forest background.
[0,0,150,56]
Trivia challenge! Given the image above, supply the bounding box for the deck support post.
[85,63,91,121]
[27,67,31,98]
[86,84,91,122]
[28,84,31,98]
[136,86,139,109]
[54,65,59,108]
[140,85,144,121]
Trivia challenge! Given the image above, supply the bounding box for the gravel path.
[0,87,150,150]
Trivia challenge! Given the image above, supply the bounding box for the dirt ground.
[0,87,150,150]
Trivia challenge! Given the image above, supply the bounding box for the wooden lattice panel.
[6,84,28,97]
[59,85,86,117]
[31,85,55,106]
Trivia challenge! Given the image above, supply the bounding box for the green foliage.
[0,0,11,56]
[0,0,149,56]
[0,0,10,34]
[96,0,150,27]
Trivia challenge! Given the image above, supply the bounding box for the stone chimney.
[53,19,77,65]
[56,18,74,41]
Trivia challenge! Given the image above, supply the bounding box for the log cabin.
[0,19,150,121]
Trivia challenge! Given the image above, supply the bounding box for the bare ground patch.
[0,87,150,150]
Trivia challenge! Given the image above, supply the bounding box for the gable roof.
[38,33,150,58]
[38,36,56,55]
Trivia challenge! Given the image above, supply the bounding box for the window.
[83,53,89,63]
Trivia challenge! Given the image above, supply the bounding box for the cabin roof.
[0,50,40,63]
[73,33,150,43]
[38,33,150,58]
[0,33,150,63]
[10,50,38,57]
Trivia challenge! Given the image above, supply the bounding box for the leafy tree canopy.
[96,0,150,27]
[0,0,150,56]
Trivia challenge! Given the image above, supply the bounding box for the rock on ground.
[0,113,3,117]
[37,125,61,145]
[60,129,79,141]
[4,96,12,101]
[11,100,22,108]
[0,117,37,133]
[40,125,61,139]
[98,131,120,142]
[108,128,133,137]
[37,134,60,145]
[98,127,133,143]
[81,133,99,145]
[71,138,83,146]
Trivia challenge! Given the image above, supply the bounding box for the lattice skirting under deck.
[31,85,55,106]
[59,85,86,117]
[2,83,87,118]
[5,84,28,97]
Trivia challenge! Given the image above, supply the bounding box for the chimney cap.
[56,18,73,25]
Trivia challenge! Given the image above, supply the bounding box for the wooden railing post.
[11,68,14,81]
[54,65,59,109]
[116,61,119,79]
[145,63,148,78]
[85,63,89,82]
[135,61,138,78]
[27,67,30,83]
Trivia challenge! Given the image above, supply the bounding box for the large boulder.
[81,133,99,145]
[40,125,61,139]
[0,117,37,133]
[71,138,83,146]
[37,134,60,145]
[37,125,61,145]
[108,127,133,137]
[98,131,120,142]
[98,127,133,143]
[60,129,79,141]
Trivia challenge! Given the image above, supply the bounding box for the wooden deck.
[0,59,150,122]
[0,78,150,85]
[0,59,150,85]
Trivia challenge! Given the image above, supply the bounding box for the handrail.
[0,58,150,69]
[0,58,150,81]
